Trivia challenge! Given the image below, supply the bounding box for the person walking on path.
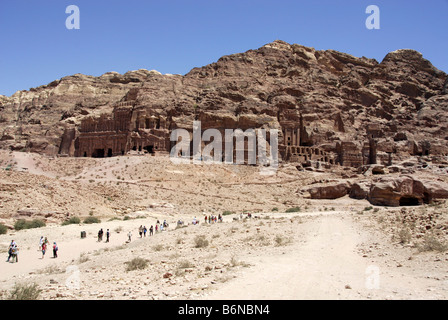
[52,242,58,258]
[6,240,16,262]
[149,225,153,236]
[139,225,143,238]
[98,228,104,242]
[127,231,132,242]
[11,243,18,263]
[39,236,44,251]
[106,229,110,243]
[41,241,47,259]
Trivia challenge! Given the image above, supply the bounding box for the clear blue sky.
[1,0,447,97]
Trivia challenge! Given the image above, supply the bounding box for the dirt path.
[2,210,447,300]
[0,218,148,283]
[204,213,448,300]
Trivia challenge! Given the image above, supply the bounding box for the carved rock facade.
[1,41,447,169]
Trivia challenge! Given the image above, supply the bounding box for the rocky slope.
[0,40,447,164]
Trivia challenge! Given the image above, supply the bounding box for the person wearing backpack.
[53,242,58,258]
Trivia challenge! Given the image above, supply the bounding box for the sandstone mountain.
[2,41,448,301]
[0,40,447,168]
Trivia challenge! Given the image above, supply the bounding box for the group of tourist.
[5,214,230,264]
[97,228,110,242]
[191,214,223,225]
[39,236,58,259]
[137,220,169,239]
[203,214,223,224]
[93,219,171,245]
[5,236,58,263]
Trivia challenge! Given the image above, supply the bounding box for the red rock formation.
[362,176,448,207]
[303,181,352,200]
[0,41,447,167]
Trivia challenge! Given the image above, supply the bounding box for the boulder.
[367,176,448,206]
[418,179,448,202]
[368,176,421,206]
[349,181,370,199]
[304,181,351,199]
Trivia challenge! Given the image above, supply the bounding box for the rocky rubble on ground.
[300,159,448,206]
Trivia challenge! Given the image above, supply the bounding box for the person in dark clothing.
[98,229,104,242]
[6,240,16,262]
[53,242,58,258]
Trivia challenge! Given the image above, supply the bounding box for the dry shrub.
[125,257,148,271]
[274,235,292,246]
[7,283,41,300]
[194,235,209,248]
[417,233,448,252]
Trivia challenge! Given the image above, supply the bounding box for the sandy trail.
[204,213,446,300]
[204,213,367,299]
[0,219,144,283]
[2,210,447,300]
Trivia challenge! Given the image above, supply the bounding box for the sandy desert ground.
[0,150,447,300]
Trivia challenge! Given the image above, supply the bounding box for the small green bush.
[0,223,8,235]
[14,219,46,231]
[222,211,234,216]
[61,216,81,226]
[285,207,301,213]
[83,216,100,224]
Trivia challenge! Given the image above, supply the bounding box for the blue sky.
[1,0,447,97]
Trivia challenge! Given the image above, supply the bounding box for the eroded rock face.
[303,181,352,200]
[349,181,370,200]
[362,176,448,207]
[0,40,447,167]
[368,176,420,206]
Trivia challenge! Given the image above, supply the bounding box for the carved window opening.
[144,145,154,154]
[92,148,105,158]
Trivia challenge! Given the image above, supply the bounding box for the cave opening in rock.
[399,196,420,206]
[144,145,154,154]
[92,148,105,158]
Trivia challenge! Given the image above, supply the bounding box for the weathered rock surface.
[349,181,370,200]
[303,181,352,199]
[356,176,448,207]
[0,40,447,168]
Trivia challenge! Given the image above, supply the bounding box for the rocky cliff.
[1,40,447,167]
